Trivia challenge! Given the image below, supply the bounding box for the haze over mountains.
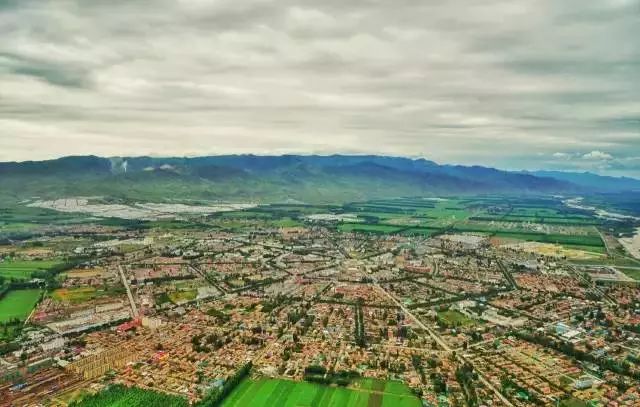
[1,155,639,203]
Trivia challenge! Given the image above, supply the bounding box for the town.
[1,196,639,407]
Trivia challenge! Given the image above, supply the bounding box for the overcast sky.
[1,0,639,177]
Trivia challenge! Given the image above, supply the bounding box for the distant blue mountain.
[1,154,637,203]
[527,170,640,192]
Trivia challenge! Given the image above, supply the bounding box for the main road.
[118,263,139,317]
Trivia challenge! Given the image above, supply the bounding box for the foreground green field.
[0,259,63,281]
[221,378,422,407]
[0,289,41,322]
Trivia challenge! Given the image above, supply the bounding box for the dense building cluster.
[1,208,639,407]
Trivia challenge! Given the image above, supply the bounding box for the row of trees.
[196,362,253,406]
[303,364,361,386]
[70,384,188,407]
[455,362,479,407]
[354,303,366,348]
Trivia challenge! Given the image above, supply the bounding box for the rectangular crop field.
[221,378,422,407]
[338,223,404,234]
[51,286,98,303]
[619,267,640,281]
[0,259,63,280]
[0,289,41,322]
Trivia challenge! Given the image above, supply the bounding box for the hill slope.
[1,154,635,204]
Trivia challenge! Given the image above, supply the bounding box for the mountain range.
[1,155,638,203]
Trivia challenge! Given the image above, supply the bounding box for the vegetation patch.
[0,259,63,281]
[619,267,640,281]
[168,289,198,303]
[338,223,403,234]
[52,286,98,303]
[70,384,188,407]
[220,377,421,407]
[437,310,476,328]
[0,289,41,322]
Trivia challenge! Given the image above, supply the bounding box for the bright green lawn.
[0,289,41,322]
[221,378,422,407]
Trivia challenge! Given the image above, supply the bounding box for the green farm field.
[335,196,607,254]
[618,267,640,281]
[338,223,404,234]
[0,259,63,281]
[0,289,41,322]
[221,378,422,407]
[345,199,471,228]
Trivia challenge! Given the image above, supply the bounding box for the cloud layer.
[1,0,639,176]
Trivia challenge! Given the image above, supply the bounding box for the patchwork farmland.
[333,196,608,256]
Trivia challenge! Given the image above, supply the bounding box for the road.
[566,264,616,306]
[377,284,514,407]
[497,259,518,290]
[118,264,139,317]
[596,228,612,257]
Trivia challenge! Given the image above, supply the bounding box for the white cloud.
[0,0,638,177]
[582,151,613,160]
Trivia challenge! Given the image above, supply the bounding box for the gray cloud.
[0,0,638,177]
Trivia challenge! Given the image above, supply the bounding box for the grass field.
[51,286,98,303]
[0,289,41,322]
[221,378,422,407]
[338,223,404,234]
[168,289,198,303]
[437,310,476,327]
[619,267,640,281]
[0,259,63,281]
[344,198,471,228]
